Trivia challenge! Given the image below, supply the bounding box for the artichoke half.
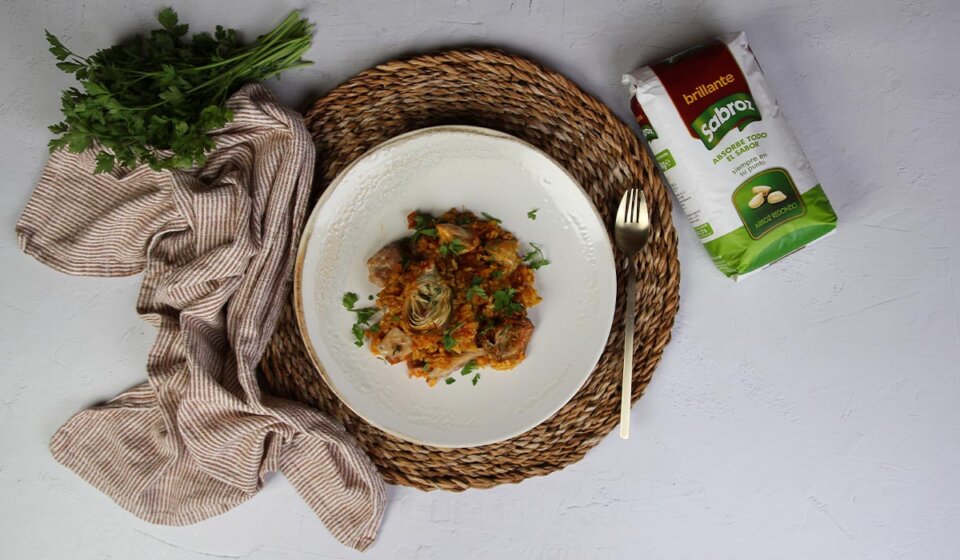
[403,273,452,331]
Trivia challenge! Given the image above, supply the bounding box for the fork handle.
[619,259,636,439]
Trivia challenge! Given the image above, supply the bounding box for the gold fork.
[613,187,651,439]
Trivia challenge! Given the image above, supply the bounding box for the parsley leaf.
[418,227,438,238]
[351,324,365,347]
[492,288,523,315]
[157,7,179,30]
[445,377,456,385]
[522,242,551,270]
[471,373,480,386]
[442,323,463,351]
[411,213,437,241]
[466,284,487,301]
[438,238,466,257]
[527,208,539,220]
[343,291,378,346]
[354,306,377,324]
[442,332,456,351]
[461,360,478,376]
[94,152,115,174]
[45,30,72,61]
[413,213,430,228]
[481,212,502,224]
[466,276,487,301]
[56,61,84,73]
[491,270,504,280]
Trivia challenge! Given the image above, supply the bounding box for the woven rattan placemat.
[260,48,680,491]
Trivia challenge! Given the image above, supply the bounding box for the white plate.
[295,126,616,448]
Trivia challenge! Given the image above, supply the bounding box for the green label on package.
[694,223,714,239]
[655,149,676,172]
[732,168,805,239]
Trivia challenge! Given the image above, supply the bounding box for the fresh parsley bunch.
[45,8,313,173]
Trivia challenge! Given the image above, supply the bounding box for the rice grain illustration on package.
[624,32,838,279]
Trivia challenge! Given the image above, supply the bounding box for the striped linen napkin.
[16,83,386,551]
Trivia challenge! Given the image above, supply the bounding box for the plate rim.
[293,124,617,448]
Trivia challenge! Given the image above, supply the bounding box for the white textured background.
[2,0,959,558]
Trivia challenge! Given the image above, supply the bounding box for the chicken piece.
[426,350,484,383]
[377,327,413,364]
[481,317,534,361]
[485,239,521,271]
[366,243,403,287]
[436,223,480,254]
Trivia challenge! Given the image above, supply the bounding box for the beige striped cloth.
[16,84,386,551]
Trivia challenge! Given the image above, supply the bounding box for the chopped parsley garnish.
[466,285,487,301]
[353,306,377,324]
[442,323,463,351]
[438,238,466,257]
[491,270,504,280]
[471,373,480,385]
[351,323,365,347]
[527,208,538,220]
[461,359,478,376]
[416,227,438,240]
[343,291,378,346]
[413,213,434,229]
[369,322,381,333]
[442,331,456,351]
[466,276,487,301]
[368,294,374,300]
[522,242,550,270]
[411,213,437,241]
[492,288,523,315]
[481,212,502,223]
[445,377,456,385]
